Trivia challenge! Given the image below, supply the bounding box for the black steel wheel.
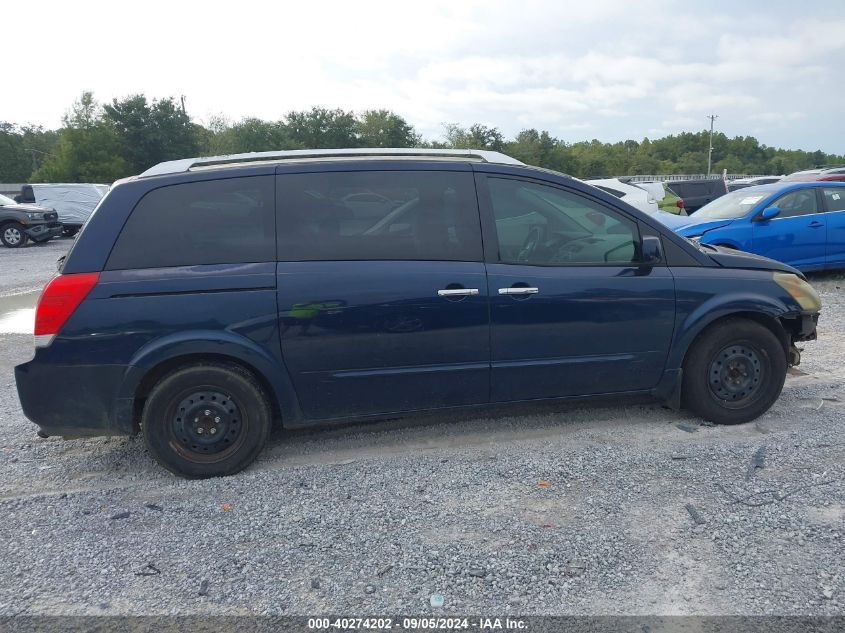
[682,318,786,424]
[142,363,271,478]
[707,344,764,408]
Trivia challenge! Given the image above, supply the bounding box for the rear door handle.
[498,287,539,295]
[808,221,824,228]
[437,288,480,297]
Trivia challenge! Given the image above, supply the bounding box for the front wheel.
[682,319,786,424]
[142,363,272,478]
[1,222,28,248]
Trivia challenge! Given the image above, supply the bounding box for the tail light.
[34,272,100,347]
[676,198,685,209]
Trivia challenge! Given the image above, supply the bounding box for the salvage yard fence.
[628,174,769,183]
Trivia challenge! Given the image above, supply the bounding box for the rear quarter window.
[106,176,275,270]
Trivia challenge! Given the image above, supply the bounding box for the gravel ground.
[0,242,843,617]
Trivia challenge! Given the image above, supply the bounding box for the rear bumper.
[24,223,63,242]
[14,360,133,437]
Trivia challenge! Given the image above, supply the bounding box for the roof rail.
[139,147,524,178]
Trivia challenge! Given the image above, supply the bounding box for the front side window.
[488,178,639,265]
[106,176,275,270]
[823,188,845,212]
[276,171,482,261]
[772,189,818,218]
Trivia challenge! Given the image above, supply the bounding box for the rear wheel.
[682,319,786,424]
[62,226,79,237]
[142,363,271,478]
[1,222,27,248]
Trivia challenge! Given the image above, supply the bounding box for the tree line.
[1,91,842,184]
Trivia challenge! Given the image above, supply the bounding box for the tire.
[62,226,79,238]
[142,363,272,478]
[682,318,786,424]
[1,222,28,248]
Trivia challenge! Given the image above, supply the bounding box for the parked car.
[727,176,783,192]
[16,183,108,236]
[655,181,845,271]
[16,148,820,478]
[666,178,728,212]
[584,178,659,214]
[0,193,63,247]
[781,166,845,183]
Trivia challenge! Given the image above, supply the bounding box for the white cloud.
[4,0,844,152]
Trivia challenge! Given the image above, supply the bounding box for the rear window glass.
[276,171,482,262]
[106,176,275,270]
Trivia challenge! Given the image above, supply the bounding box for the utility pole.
[706,113,719,177]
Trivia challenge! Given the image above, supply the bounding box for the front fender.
[667,291,795,370]
[115,329,302,428]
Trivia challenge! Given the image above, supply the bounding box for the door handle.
[498,287,539,295]
[437,288,480,297]
[808,221,823,228]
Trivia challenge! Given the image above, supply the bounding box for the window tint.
[276,171,481,261]
[772,189,818,218]
[823,188,845,212]
[107,176,274,270]
[488,178,640,265]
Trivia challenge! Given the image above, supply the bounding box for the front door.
[752,188,827,269]
[477,175,676,402]
[275,167,489,420]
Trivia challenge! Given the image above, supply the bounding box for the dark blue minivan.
[15,149,822,477]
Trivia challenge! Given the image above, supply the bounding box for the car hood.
[703,244,801,275]
[0,202,53,213]
[654,211,735,235]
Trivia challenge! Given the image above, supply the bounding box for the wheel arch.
[116,332,302,433]
[654,300,791,410]
[680,311,789,371]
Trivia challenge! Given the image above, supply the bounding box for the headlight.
[773,272,821,312]
[26,212,44,220]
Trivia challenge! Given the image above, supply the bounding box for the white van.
[18,183,108,236]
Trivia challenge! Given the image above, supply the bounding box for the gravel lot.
[0,241,843,617]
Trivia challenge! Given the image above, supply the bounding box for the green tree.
[356,110,419,147]
[204,116,290,155]
[104,94,200,173]
[285,107,359,148]
[32,92,127,182]
[443,123,505,151]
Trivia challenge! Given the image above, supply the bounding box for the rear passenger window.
[106,177,274,270]
[772,189,818,218]
[276,171,482,261]
[823,188,845,212]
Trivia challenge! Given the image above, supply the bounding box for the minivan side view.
[15,149,821,478]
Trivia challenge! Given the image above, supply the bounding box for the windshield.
[693,190,770,219]
[0,193,17,206]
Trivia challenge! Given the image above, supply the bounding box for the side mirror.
[759,206,781,221]
[641,235,663,265]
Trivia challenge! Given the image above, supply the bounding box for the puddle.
[0,291,39,334]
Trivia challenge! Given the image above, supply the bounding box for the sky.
[4,0,845,153]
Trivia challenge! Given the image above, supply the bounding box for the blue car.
[656,181,845,271]
[14,149,821,478]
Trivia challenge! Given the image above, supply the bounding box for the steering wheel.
[551,236,592,263]
[517,226,546,263]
